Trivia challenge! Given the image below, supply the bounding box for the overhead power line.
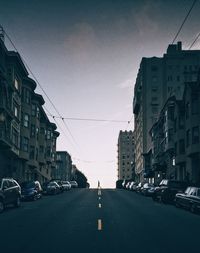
[47,114,128,123]
[171,0,198,44]
[188,32,200,49]
[3,29,80,151]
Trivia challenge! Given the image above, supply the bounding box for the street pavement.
[0,188,199,253]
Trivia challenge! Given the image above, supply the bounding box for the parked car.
[50,180,65,192]
[21,181,42,201]
[116,180,123,189]
[126,181,132,190]
[0,178,21,213]
[136,182,145,193]
[61,181,71,191]
[42,181,61,195]
[70,181,78,188]
[129,181,136,191]
[122,180,131,189]
[152,179,188,203]
[141,183,155,196]
[175,186,200,213]
[131,182,138,191]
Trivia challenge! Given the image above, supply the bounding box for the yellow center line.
[98,219,102,230]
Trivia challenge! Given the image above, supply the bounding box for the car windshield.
[21,182,35,188]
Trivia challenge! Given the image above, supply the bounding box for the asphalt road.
[0,189,199,253]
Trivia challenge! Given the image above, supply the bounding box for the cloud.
[64,22,98,63]
[132,1,160,37]
[118,78,134,89]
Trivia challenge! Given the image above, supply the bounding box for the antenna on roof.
[0,25,5,42]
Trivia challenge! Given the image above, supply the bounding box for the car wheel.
[14,196,21,208]
[0,200,4,213]
[33,195,37,201]
[190,204,196,213]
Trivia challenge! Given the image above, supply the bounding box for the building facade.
[117,130,135,180]
[133,41,200,182]
[0,28,60,183]
[150,76,200,185]
[55,151,72,180]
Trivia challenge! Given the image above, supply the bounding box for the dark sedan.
[21,181,42,201]
[175,186,200,213]
[42,181,61,195]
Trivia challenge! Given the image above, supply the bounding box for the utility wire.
[171,0,198,44]
[3,29,80,152]
[47,114,128,123]
[188,32,200,49]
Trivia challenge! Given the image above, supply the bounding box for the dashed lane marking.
[98,203,102,208]
[98,219,102,230]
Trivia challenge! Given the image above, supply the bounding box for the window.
[36,127,39,140]
[14,77,19,90]
[186,129,190,147]
[13,102,20,119]
[31,104,36,117]
[152,86,158,92]
[12,127,19,147]
[36,106,40,119]
[31,125,35,137]
[47,130,51,140]
[23,88,31,104]
[179,139,185,154]
[23,114,30,128]
[192,126,199,144]
[22,137,29,152]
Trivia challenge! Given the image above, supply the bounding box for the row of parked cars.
[0,178,78,213]
[120,179,200,214]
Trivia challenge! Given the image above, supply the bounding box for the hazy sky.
[1,0,200,188]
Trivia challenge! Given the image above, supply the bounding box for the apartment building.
[117,130,135,180]
[133,41,200,182]
[150,76,200,185]
[0,29,60,183]
[55,151,72,180]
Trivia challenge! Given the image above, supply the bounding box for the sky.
[1,0,200,188]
